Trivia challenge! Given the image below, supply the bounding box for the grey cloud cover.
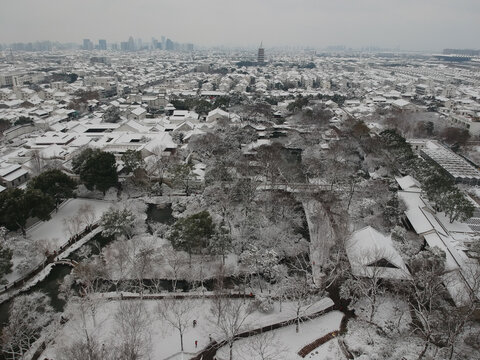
[0,0,479,50]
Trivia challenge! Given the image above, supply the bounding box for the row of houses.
[347,174,480,307]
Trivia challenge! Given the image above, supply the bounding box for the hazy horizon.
[1,0,479,51]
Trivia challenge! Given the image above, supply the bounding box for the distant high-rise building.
[128,36,135,51]
[98,39,107,50]
[136,38,143,50]
[165,38,174,51]
[257,42,265,64]
[83,39,93,50]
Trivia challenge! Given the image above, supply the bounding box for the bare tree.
[30,149,44,176]
[161,245,188,292]
[63,215,84,239]
[405,248,449,360]
[339,250,388,322]
[209,298,253,360]
[239,331,288,360]
[58,273,105,360]
[114,301,152,360]
[73,258,107,326]
[1,292,53,360]
[283,275,320,333]
[156,298,194,352]
[439,265,480,359]
[103,238,131,289]
[56,338,114,360]
[130,237,157,296]
[78,203,97,228]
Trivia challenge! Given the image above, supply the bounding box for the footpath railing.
[298,330,340,357]
[190,302,335,360]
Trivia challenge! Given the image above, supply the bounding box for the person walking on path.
[195,340,198,348]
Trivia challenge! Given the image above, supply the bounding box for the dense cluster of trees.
[102,106,122,123]
[121,150,144,173]
[380,129,474,222]
[0,169,76,233]
[0,227,13,283]
[167,211,231,263]
[68,90,99,112]
[72,148,118,194]
[13,116,34,127]
[170,96,231,114]
[0,188,53,234]
[28,169,76,209]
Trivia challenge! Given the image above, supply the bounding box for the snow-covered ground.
[352,295,411,334]
[4,198,112,285]
[216,310,344,360]
[26,198,111,247]
[41,297,335,360]
[344,295,420,359]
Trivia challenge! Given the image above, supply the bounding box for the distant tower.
[128,36,135,51]
[83,39,93,50]
[98,39,107,50]
[257,42,265,64]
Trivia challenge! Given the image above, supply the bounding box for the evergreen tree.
[208,221,232,264]
[28,169,76,208]
[0,188,54,234]
[168,211,215,262]
[121,150,144,173]
[72,148,118,194]
[0,242,13,284]
[100,207,136,239]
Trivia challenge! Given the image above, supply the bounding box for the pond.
[0,233,114,335]
[146,203,174,225]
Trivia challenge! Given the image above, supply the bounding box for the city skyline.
[0,0,479,51]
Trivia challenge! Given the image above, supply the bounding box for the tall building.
[83,39,93,50]
[136,38,143,50]
[128,36,135,51]
[98,39,107,50]
[165,38,174,51]
[257,42,265,64]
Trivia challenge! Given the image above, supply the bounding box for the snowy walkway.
[215,311,344,360]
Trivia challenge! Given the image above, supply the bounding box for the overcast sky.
[0,0,479,51]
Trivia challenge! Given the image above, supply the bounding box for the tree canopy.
[100,207,137,239]
[28,169,76,208]
[0,188,54,234]
[168,211,216,259]
[0,241,13,284]
[121,150,144,173]
[72,148,118,194]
